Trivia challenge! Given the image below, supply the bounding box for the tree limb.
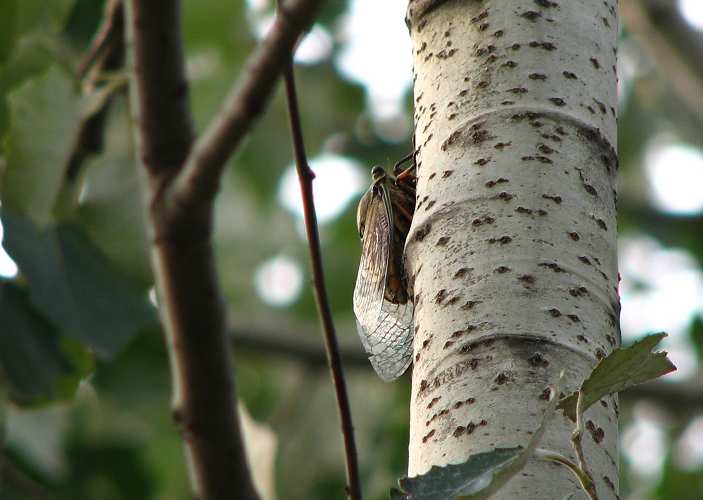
[622,0,703,121]
[128,0,193,178]
[66,0,125,183]
[282,60,363,500]
[171,0,323,209]
[126,1,258,498]
[229,326,703,418]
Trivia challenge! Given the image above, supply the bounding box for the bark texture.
[405,1,619,498]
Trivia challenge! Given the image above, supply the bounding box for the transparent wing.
[353,186,414,382]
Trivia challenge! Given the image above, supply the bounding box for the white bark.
[405,1,619,498]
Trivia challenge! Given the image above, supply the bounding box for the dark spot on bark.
[529,73,547,80]
[436,236,451,246]
[494,266,511,274]
[542,194,562,204]
[528,352,549,367]
[427,397,440,409]
[495,191,514,201]
[502,60,518,68]
[454,267,470,278]
[488,235,513,244]
[529,41,556,50]
[486,177,509,188]
[521,11,543,21]
[567,314,580,322]
[539,387,551,400]
[568,232,580,241]
[549,97,566,106]
[518,274,535,284]
[422,429,436,443]
[569,286,588,297]
[453,426,466,437]
[461,300,481,310]
[563,71,577,79]
[415,223,432,241]
[590,57,601,69]
[548,308,561,317]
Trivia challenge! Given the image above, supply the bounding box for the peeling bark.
[405,1,619,498]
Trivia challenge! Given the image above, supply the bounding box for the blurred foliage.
[0,1,701,499]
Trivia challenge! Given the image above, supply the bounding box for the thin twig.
[282,60,363,500]
[534,448,596,500]
[77,0,124,80]
[171,0,323,210]
[65,0,125,183]
[125,1,258,499]
[570,391,598,499]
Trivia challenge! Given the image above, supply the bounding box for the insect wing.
[353,184,413,381]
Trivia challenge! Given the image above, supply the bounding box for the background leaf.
[1,65,81,226]
[1,210,156,358]
[0,280,70,400]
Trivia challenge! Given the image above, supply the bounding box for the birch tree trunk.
[404,1,620,498]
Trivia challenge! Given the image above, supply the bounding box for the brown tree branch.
[126,1,258,498]
[66,0,126,183]
[282,60,363,500]
[171,0,323,209]
[78,0,124,79]
[230,326,369,369]
[622,0,703,121]
[128,0,193,178]
[229,327,703,419]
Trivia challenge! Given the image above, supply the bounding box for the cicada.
[353,155,416,381]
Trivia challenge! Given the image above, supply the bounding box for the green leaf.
[1,210,156,357]
[391,448,523,500]
[55,336,94,401]
[14,0,76,34]
[0,280,70,400]
[558,333,677,422]
[393,383,560,500]
[1,65,81,226]
[77,148,153,286]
